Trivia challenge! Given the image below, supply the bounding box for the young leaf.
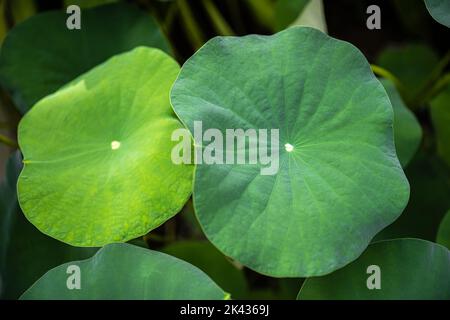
[20,243,227,300]
[170,27,410,277]
[437,211,450,249]
[0,152,97,299]
[17,47,193,247]
[162,241,248,299]
[0,3,170,113]
[425,0,450,27]
[381,79,422,167]
[298,239,450,300]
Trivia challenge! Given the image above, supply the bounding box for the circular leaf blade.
[17,47,193,247]
[20,243,227,300]
[170,27,410,277]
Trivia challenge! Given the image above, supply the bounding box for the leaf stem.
[371,64,408,98]
[4,0,14,29]
[178,0,205,50]
[414,50,450,106]
[201,0,235,36]
[0,133,17,148]
[420,73,450,104]
[244,0,275,31]
[163,2,179,33]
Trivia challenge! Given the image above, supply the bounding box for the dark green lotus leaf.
[381,80,422,167]
[431,86,450,167]
[425,0,450,27]
[298,239,450,300]
[171,27,410,277]
[17,47,193,247]
[437,211,450,249]
[0,152,97,299]
[0,2,170,113]
[377,44,439,99]
[375,152,450,242]
[20,243,228,300]
[162,241,248,299]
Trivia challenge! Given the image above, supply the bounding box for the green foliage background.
[0,0,449,300]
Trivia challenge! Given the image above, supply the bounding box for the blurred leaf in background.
[381,79,422,167]
[298,239,450,300]
[274,0,326,33]
[274,0,309,31]
[430,86,450,166]
[0,2,170,113]
[162,241,248,299]
[64,0,118,9]
[291,0,327,33]
[375,152,450,242]
[0,0,36,45]
[377,44,439,103]
[0,1,6,44]
[393,0,434,38]
[437,210,450,249]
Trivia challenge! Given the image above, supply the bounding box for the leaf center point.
[285,143,294,153]
[111,141,121,150]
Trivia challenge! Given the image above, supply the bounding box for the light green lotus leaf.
[0,2,170,113]
[170,27,410,277]
[437,211,450,249]
[0,152,97,299]
[430,86,450,167]
[17,47,193,247]
[298,239,450,300]
[425,0,450,27]
[162,241,248,299]
[381,79,422,167]
[20,243,228,300]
